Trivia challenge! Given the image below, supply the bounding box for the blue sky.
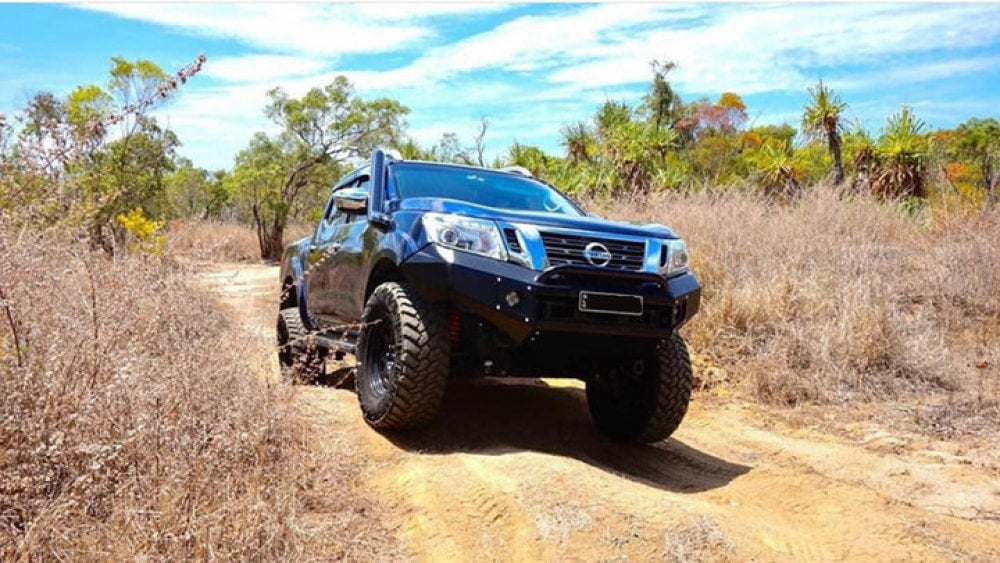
[2,2,1000,170]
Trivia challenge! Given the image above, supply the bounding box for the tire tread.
[357,282,449,429]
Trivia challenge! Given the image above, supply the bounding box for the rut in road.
[203,263,1000,561]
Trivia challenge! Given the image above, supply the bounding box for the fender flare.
[291,256,315,327]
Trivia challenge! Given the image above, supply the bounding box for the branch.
[0,284,25,368]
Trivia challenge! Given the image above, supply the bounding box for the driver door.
[305,187,352,324]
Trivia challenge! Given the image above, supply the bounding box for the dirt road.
[202,263,1000,561]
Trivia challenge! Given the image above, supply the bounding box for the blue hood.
[398,198,678,239]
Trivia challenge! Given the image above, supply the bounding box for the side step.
[316,333,357,355]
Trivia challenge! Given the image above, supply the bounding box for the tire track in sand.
[203,264,1000,561]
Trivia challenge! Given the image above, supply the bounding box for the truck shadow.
[381,380,751,494]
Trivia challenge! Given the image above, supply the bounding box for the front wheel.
[355,282,449,430]
[586,333,693,443]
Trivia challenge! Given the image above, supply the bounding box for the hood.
[397,198,678,239]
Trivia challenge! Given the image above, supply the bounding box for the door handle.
[310,243,340,253]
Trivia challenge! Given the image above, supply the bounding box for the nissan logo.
[583,242,612,267]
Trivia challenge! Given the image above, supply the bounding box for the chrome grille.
[540,232,645,270]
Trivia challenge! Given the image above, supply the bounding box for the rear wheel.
[356,282,449,429]
[586,332,693,443]
[277,307,326,384]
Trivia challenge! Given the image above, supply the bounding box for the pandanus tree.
[843,119,877,194]
[873,105,929,199]
[592,100,679,193]
[560,122,594,164]
[749,139,804,198]
[506,142,550,177]
[802,80,848,186]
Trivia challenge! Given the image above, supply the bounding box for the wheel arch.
[364,258,406,305]
[279,251,308,318]
[280,275,298,309]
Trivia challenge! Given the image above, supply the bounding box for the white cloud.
[382,4,684,86]
[542,3,1000,95]
[352,2,511,21]
[831,55,1000,92]
[286,3,1000,96]
[80,4,430,57]
[80,2,1000,170]
[204,55,330,83]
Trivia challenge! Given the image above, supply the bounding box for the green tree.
[235,76,408,260]
[165,158,232,219]
[593,100,678,193]
[506,142,551,177]
[645,60,682,132]
[430,132,473,164]
[802,80,848,186]
[560,122,595,164]
[396,137,433,160]
[955,117,1000,203]
[842,119,877,193]
[743,124,797,152]
[873,105,929,199]
[229,133,289,250]
[747,139,804,197]
[2,55,203,250]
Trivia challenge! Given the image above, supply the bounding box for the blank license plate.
[578,291,643,316]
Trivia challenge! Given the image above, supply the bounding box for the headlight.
[662,239,689,277]
[422,213,508,261]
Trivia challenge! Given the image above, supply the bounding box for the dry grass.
[0,223,390,559]
[663,515,735,562]
[167,220,261,263]
[595,187,1000,430]
[167,221,315,264]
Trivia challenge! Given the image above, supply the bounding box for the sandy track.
[202,263,1000,561]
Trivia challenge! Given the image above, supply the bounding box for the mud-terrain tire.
[277,307,326,384]
[356,282,449,430]
[586,332,693,443]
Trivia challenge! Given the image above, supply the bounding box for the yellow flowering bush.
[116,207,165,253]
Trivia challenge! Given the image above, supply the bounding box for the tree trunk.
[259,222,285,262]
[982,153,998,206]
[827,125,844,186]
[251,203,285,262]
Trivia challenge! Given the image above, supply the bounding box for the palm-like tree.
[750,139,803,198]
[506,142,548,177]
[559,122,594,164]
[802,80,848,186]
[873,105,929,199]
[843,119,876,193]
[396,137,430,160]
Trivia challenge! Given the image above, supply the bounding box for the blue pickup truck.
[278,149,700,443]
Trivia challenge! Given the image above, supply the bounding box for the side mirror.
[334,188,368,213]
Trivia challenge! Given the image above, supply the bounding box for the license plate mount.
[578,291,644,316]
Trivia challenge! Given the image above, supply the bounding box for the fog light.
[505,291,520,307]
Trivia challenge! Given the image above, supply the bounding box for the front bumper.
[401,244,700,343]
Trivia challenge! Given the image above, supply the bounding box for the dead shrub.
[0,221,388,559]
[167,220,317,264]
[596,185,999,422]
[166,220,261,263]
[663,515,735,562]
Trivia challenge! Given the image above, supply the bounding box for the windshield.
[390,163,583,216]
